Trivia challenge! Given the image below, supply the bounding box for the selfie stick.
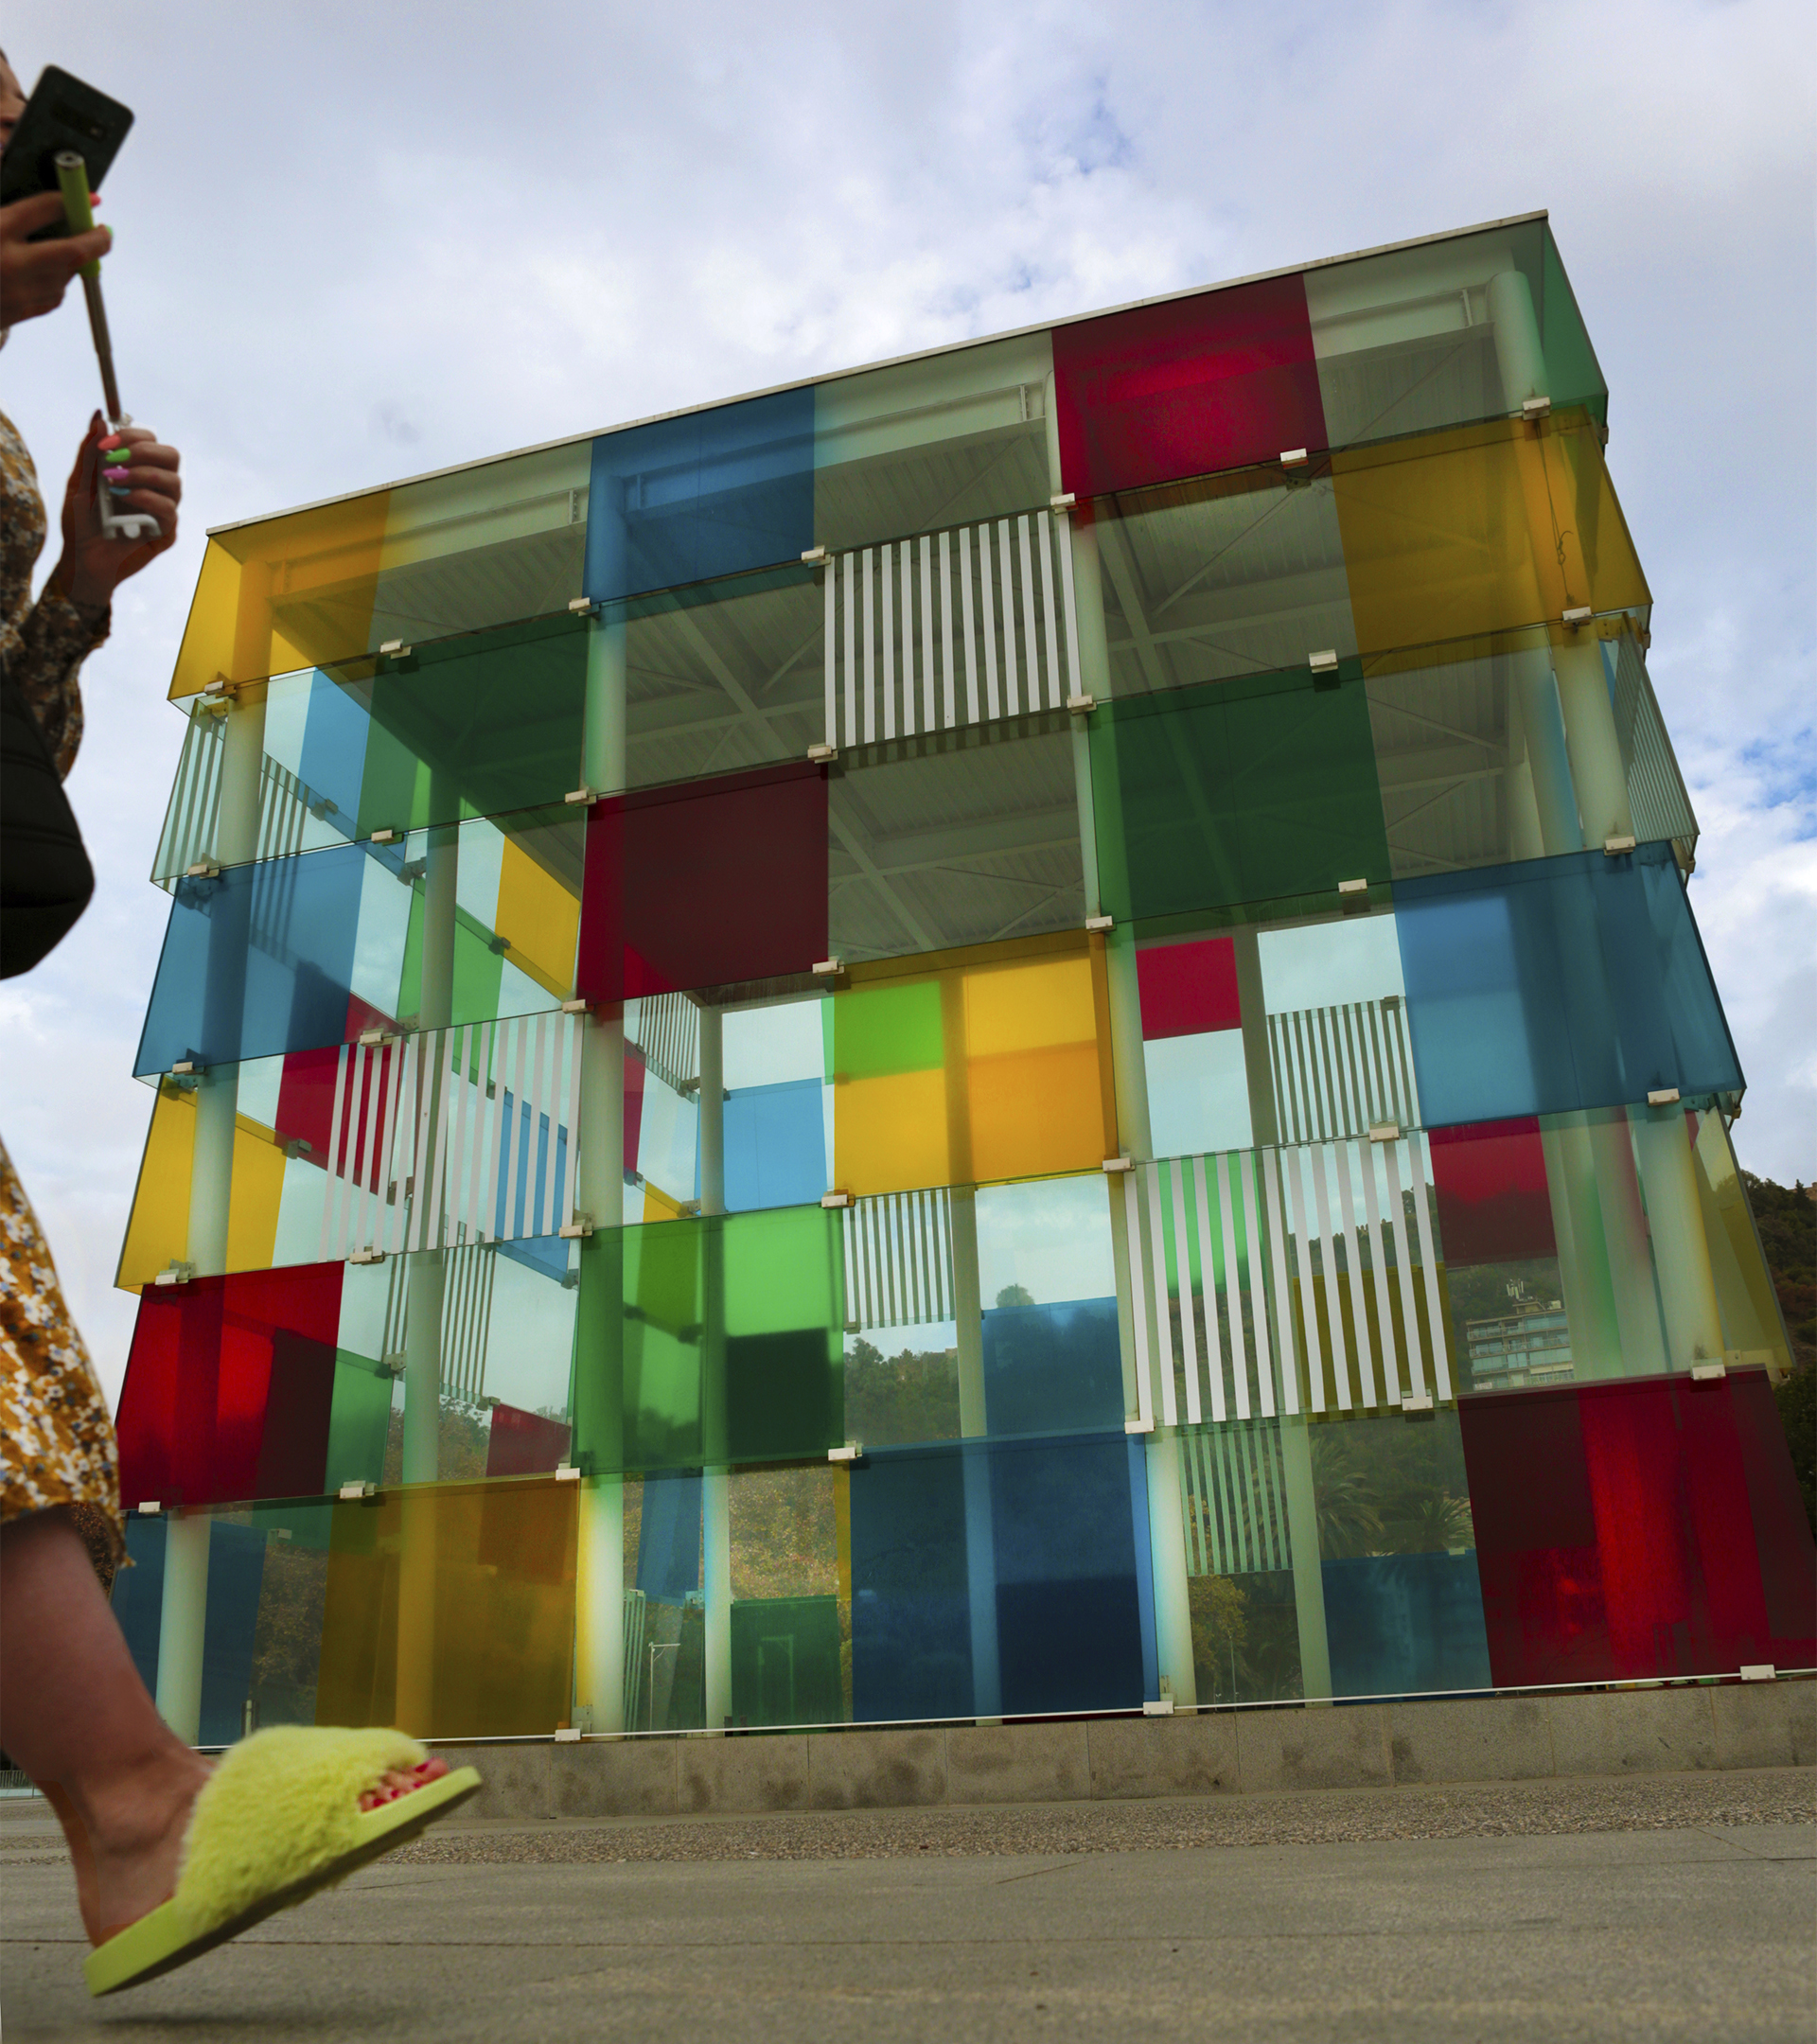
[54,150,159,542]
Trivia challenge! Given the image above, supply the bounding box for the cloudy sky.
[4,0,1811,1406]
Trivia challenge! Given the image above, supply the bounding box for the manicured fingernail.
[104,466,130,481]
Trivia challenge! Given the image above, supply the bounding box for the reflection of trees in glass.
[995,1284,1034,1309]
[1190,1571,1302,1704]
[1311,1415,1474,1558]
[730,1465,838,1602]
[380,1400,491,1484]
[843,1337,961,1446]
[249,1539,328,1722]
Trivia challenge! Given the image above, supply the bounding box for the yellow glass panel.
[642,1181,691,1225]
[1332,411,1649,657]
[494,836,580,997]
[967,1043,1110,1183]
[115,1084,288,1289]
[831,931,1116,1196]
[835,1067,951,1195]
[169,492,393,698]
[963,955,1098,1056]
[314,1478,577,1739]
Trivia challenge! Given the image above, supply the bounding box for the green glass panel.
[828,716,1085,963]
[1540,227,1608,430]
[324,1350,393,1495]
[731,1595,843,1727]
[574,1207,845,1474]
[831,976,945,1080]
[1091,662,1390,928]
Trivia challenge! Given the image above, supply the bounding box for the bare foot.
[359,1756,450,1810]
[63,1746,213,1947]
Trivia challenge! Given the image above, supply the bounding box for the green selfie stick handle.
[54,151,104,278]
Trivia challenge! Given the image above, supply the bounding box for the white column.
[1588,1112,1667,1378]
[950,1187,1000,1720]
[697,1004,732,1731]
[164,684,268,1743]
[1632,1105,1724,1369]
[1554,639,1633,849]
[1279,1417,1332,1701]
[573,600,630,1731]
[1489,269,1547,413]
[401,803,457,1487]
[154,1510,210,1745]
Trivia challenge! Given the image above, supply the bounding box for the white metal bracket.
[1309,648,1339,674]
[1647,1088,1682,1108]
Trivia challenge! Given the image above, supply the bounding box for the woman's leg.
[1,1508,451,1946]
[0,1509,208,1944]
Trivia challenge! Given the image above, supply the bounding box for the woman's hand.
[51,414,181,608]
[0,190,112,325]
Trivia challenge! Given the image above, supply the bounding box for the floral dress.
[1,406,122,1568]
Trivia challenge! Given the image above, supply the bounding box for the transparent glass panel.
[1306,219,1607,448]
[1458,1372,1816,1686]
[1091,663,1390,931]
[828,930,1118,1198]
[1332,408,1649,657]
[133,805,582,1076]
[171,443,592,698]
[814,329,1054,555]
[828,714,1085,964]
[1053,273,1326,498]
[1091,467,1357,696]
[1395,840,1742,1128]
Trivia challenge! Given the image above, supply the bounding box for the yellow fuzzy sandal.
[84,1725,481,1997]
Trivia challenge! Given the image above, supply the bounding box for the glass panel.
[1092,466,1357,695]
[623,565,823,790]
[1332,409,1649,656]
[569,1205,845,1477]
[847,1431,1149,1721]
[1053,273,1327,497]
[839,1188,961,1450]
[814,329,1054,555]
[170,443,592,697]
[115,1264,344,1509]
[730,1462,847,1727]
[1175,1420,1305,1703]
[1366,622,1696,879]
[315,1477,578,1737]
[828,714,1085,964]
[828,931,1117,1197]
[115,1077,288,1288]
[1395,840,1742,1127]
[585,387,815,605]
[1090,664,1390,930]
[1458,1372,1817,1686]
[133,806,582,1076]
[1137,934,1251,1158]
[1311,1408,1491,1697]
[1306,219,1607,448]
[576,764,827,1004]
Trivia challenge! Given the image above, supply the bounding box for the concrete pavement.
[4,1775,1813,2041]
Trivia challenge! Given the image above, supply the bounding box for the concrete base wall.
[439,1680,1816,1821]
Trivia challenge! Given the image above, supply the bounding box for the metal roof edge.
[205,209,1551,538]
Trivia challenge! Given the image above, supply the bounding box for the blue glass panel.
[849,1444,973,1722]
[133,847,368,1075]
[719,1079,826,1212]
[1128,1437,1160,1700]
[1396,840,1741,1127]
[298,667,371,834]
[636,1471,702,1604]
[585,387,815,605]
[990,1432,1146,1716]
[494,1096,569,1242]
[981,1298,1122,1436]
[1320,1553,1491,1698]
[112,1513,166,1697]
[199,1522,270,1746]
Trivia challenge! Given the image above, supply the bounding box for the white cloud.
[4,0,1810,1410]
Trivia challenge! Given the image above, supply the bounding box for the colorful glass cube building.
[112,211,1813,1748]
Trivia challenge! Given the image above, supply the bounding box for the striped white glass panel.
[1189,1155,1226,1423]
[1168,1160,1202,1425]
[1120,1177,1154,1430]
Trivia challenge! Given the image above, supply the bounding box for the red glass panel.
[485,1403,573,1477]
[576,762,828,1003]
[274,996,397,1165]
[1052,274,1327,498]
[1429,1118,1556,1265]
[1459,1374,1817,1686]
[1136,936,1241,1040]
[116,1262,344,1507]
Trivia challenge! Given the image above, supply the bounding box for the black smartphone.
[0,65,133,238]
